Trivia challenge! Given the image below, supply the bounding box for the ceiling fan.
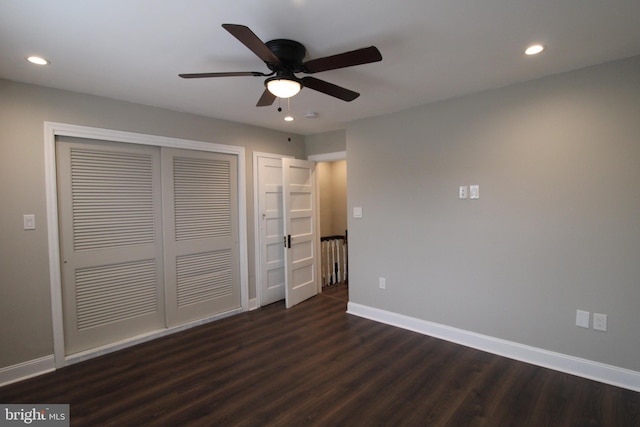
[179,24,383,107]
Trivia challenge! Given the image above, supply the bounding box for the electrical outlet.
[470,185,480,199]
[459,186,468,199]
[379,277,386,289]
[593,313,607,331]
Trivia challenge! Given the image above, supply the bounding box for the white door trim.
[307,151,347,293]
[252,152,293,309]
[44,122,248,368]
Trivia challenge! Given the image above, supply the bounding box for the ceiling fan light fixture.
[267,78,301,98]
[180,24,382,106]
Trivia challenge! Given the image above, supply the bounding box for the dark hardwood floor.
[1,291,638,426]
[320,283,348,302]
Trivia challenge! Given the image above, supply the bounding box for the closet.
[56,137,240,355]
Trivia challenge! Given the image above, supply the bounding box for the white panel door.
[162,148,240,326]
[257,156,286,306]
[56,138,165,355]
[282,158,318,308]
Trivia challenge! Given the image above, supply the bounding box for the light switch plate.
[23,214,35,230]
[353,207,363,218]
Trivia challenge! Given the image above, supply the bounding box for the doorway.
[316,159,348,302]
[254,153,319,309]
[254,152,346,308]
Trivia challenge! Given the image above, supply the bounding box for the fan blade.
[222,24,281,65]
[301,77,359,102]
[179,71,267,78]
[302,46,382,73]
[257,89,277,107]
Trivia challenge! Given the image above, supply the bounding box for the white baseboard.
[248,298,258,311]
[0,355,55,387]
[2,307,246,386]
[347,302,640,392]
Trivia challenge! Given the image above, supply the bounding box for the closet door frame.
[44,122,248,368]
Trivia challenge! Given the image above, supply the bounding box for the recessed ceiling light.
[284,115,294,122]
[304,112,319,119]
[525,44,545,55]
[27,56,50,65]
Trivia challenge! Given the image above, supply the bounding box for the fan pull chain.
[284,98,294,122]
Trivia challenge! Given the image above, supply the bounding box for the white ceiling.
[1,0,639,135]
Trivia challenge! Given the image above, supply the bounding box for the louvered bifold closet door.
[56,138,165,355]
[162,148,240,326]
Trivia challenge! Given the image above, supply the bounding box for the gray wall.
[0,79,305,369]
[347,55,640,372]
[305,129,346,156]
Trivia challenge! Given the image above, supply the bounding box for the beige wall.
[347,55,640,372]
[329,160,347,236]
[317,162,334,236]
[0,79,305,369]
[317,160,347,237]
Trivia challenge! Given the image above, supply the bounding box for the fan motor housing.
[265,39,306,71]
